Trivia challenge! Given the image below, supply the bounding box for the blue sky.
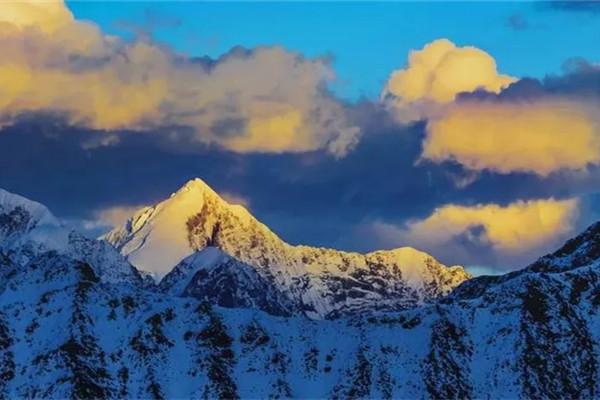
[68,1,600,99]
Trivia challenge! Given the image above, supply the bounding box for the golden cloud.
[422,100,600,176]
[382,38,516,121]
[225,110,310,153]
[400,198,579,253]
[0,0,73,33]
[0,1,359,156]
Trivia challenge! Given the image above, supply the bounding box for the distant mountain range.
[0,181,599,398]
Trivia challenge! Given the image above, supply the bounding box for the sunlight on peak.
[105,178,256,277]
[174,178,214,195]
[172,179,252,218]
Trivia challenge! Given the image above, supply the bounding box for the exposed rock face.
[158,248,298,317]
[106,179,470,318]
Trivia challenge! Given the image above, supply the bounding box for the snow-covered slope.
[158,247,298,317]
[2,215,600,398]
[3,187,600,398]
[0,188,142,286]
[0,189,59,235]
[0,188,68,261]
[105,179,470,318]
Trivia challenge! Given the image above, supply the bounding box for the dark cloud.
[456,59,600,102]
[210,118,248,138]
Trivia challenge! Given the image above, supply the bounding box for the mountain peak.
[169,178,254,222]
[0,188,64,252]
[104,178,471,318]
[176,178,217,197]
[104,178,235,277]
[0,188,143,286]
[166,178,225,209]
[104,178,262,278]
[0,188,60,228]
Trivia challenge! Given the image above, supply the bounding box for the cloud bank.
[0,0,359,156]
[380,40,600,178]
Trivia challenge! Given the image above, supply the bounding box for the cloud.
[507,59,600,100]
[362,197,580,269]
[381,40,600,179]
[400,198,579,253]
[95,205,147,229]
[421,99,600,176]
[0,0,359,157]
[381,38,516,121]
[220,192,251,209]
[0,0,73,33]
[456,59,600,102]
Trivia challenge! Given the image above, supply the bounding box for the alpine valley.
[1,180,600,399]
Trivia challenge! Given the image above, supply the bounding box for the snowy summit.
[104,179,471,318]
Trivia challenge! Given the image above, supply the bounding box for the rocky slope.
[105,179,470,318]
[158,247,298,317]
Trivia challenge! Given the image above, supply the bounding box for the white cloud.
[382,38,516,121]
[95,205,146,228]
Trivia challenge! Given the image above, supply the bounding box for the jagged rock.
[159,248,298,317]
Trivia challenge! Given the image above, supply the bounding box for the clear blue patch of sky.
[466,265,505,277]
[68,1,600,100]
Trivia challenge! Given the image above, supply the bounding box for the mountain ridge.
[1,185,600,398]
[0,188,143,287]
[104,178,471,318]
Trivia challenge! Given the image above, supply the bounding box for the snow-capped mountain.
[105,179,470,318]
[0,189,59,238]
[1,186,600,398]
[158,247,298,317]
[0,188,68,263]
[0,188,142,286]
